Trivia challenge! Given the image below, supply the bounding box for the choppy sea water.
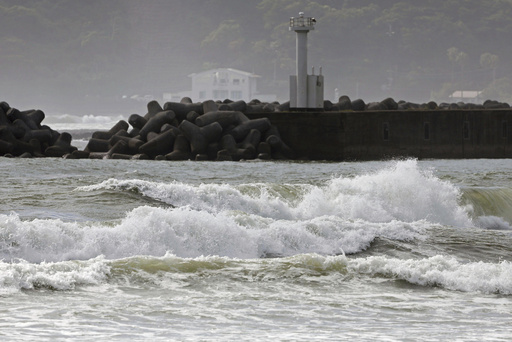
[1,157,512,341]
[42,113,129,132]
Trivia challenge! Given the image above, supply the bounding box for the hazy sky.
[2,0,511,115]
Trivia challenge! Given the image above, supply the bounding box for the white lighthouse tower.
[289,12,324,110]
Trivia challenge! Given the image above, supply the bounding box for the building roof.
[449,90,482,99]
[188,68,260,78]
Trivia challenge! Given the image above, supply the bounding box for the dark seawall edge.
[247,109,512,161]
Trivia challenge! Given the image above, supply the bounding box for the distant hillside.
[1,0,512,114]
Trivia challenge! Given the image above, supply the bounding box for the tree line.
[1,0,512,113]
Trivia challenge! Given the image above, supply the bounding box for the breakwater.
[248,108,512,160]
[0,101,77,158]
[2,97,512,160]
[80,99,294,161]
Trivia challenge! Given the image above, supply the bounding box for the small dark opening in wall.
[424,122,430,140]
[502,120,508,139]
[383,122,389,141]
[463,121,470,140]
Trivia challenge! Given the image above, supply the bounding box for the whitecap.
[348,255,512,294]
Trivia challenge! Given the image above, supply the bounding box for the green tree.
[480,52,499,83]
[447,47,468,84]
[200,20,246,68]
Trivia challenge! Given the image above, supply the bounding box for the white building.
[188,68,274,102]
[449,90,483,103]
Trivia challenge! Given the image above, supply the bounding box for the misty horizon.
[2,0,512,116]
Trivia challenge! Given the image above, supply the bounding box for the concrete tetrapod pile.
[324,96,510,111]
[81,98,295,161]
[0,101,77,158]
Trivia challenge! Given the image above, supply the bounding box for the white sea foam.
[77,179,302,220]
[0,208,428,263]
[349,255,512,294]
[477,215,512,230]
[3,251,509,296]
[77,159,472,226]
[43,114,127,130]
[305,159,471,225]
[0,256,109,294]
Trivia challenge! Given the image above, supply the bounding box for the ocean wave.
[0,207,427,263]
[112,253,512,295]
[0,256,109,295]
[77,179,305,220]
[1,160,480,263]
[463,188,512,226]
[476,216,512,230]
[349,255,512,295]
[76,159,472,226]
[0,253,344,295]
[2,253,510,296]
[300,159,471,226]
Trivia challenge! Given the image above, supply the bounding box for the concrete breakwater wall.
[2,96,512,161]
[248,108,512,160]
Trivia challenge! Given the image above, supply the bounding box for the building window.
[213,90,229,99]
[502,120,508,139]
[383,122,389,141]
[231,91,242,100]
[463,121,470,140]
[199,91,206,99]
[219,72,228,84]
[214,72,229,85]
[233,79,240,85]
[424,122,430,140]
